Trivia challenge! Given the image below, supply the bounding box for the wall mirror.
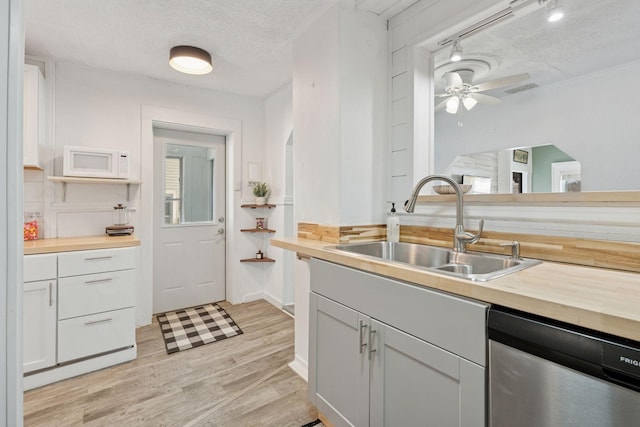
[432,0,640,193]
[442,144,578,194]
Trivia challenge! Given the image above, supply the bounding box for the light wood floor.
[24,300,318,426]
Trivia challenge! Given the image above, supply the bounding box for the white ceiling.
[24,0,416,97]
[433,0,640,95]
[26,0,639,99]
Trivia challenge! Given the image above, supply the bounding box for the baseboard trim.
[288,355,308,382]
[261,292,283,309]
[23,346,137,391]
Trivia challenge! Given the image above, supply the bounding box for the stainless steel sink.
[328,241,541,281]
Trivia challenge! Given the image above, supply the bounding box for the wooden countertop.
[271,237,640,342]
[24,235,140,255]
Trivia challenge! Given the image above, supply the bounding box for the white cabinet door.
[23,63,44,168]
[23,280,57,373]
[310,293,370,427]
[370,320,485,427]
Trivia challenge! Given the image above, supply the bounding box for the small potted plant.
[253,182,270,205]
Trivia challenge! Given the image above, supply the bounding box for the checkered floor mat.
[156,303,243,354]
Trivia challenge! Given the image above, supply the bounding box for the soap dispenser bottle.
[386,203,400,243]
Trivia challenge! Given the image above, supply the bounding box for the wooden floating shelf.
[240,257,276,263]
[240,228,276,233]
[240,204,276,209]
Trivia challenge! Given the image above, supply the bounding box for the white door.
[153,128,226,314]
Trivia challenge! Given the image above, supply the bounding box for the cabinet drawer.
[58,247,136,277]
[58,307,135,363]
[24,253,57,282]
[58,270,135,320]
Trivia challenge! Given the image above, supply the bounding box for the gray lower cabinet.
[310,294,370,426]
[309,258,488,427]
[369,319,485,427]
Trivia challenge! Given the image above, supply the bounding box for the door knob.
[217,228,225,235]
[218,217,225,223]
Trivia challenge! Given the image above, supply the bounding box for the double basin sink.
[328,241,541,281]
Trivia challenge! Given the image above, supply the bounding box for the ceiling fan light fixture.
[462,96,478,111]
[445,97,460,114]
[169,45,213,75]
[450,41,463,62]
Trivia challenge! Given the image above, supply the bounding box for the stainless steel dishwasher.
[488,306,640,427]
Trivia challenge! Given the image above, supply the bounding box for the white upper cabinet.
[23,63,45,168]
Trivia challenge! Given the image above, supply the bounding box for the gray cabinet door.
[310,293,370,427]
[370,320,485,427]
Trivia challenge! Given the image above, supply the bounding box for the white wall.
[291,2,389,379]
[48,61,267,325]
[338,8,388,224]
[293,5,342,226]
[293,4,388,227]
[435,61,640,191]
[262,83,294,307]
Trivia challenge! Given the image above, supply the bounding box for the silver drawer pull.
[368,329,377,360]
[84,256,113,261]
[359,320,367,354]
[85,318,113,326]
[84,278,113,285]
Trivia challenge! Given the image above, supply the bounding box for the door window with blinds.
[163,143,215,225]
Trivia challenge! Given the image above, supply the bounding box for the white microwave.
[63,146,129,179]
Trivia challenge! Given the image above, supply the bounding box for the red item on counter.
[24,212,41,240]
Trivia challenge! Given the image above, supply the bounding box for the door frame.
[140,106,242,325]
[3,0,25,422]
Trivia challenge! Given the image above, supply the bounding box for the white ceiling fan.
[435,70,530,114]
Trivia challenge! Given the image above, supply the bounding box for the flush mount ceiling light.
[450,40,463,62]
[545,0,565,22]
[169,46,213,75]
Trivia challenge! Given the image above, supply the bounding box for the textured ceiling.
[24,0,337,97]
[28,0,634,99]
[433,0,640,95]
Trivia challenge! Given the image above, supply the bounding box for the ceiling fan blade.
[469,93,502,105]
[471,73,530,92]
[444,72,463,89]
[435,98,449,111]
[435,92,450,97]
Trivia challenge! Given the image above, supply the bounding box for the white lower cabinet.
[23,279,57,373]
[23,253,57,374]
[309,259,488,427]
[23,247,138,390]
